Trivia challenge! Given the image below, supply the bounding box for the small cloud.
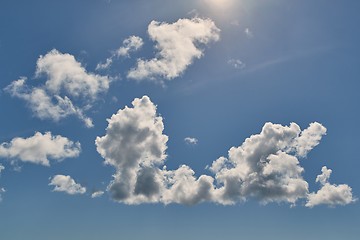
[96,36,143,71]
[228,59,246,69]
[184,137,198,145]
[244,28,254,38]
[91,191,105,198]
[0,132,81,166]
[49,175,86,195]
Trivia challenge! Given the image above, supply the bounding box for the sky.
[0,0,359,239]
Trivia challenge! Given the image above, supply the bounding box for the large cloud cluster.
[127,17,220,81]
[96,96,355,207]
[5,49,111,127]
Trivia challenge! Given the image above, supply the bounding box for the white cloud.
[96,36,144,70]
[96,98,352,207]
[228,59,245,69]
[5,49,111,127]
[96,96,168,204]
[306,166,356,207]
[127,17,220,81]
[184,137,198,145]
[0,132,81,166]
[91,191,105,198]
[49,175,86,195]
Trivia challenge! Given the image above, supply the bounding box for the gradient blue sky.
[0,0,359,239]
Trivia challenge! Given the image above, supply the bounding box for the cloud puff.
[306,166,356,207]
[127,17,220,81]
[184,137,198,145]
[244,28,254,38]
[49,175,86,195]
[96,36,144,70]
[5,49,111,127]
[91,191,105,198]
[96,96,353,207]
[0,132,81,166]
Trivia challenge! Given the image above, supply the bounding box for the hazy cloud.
[244,28,253,38]
[0,132,81,166]
[128,17,220,81]
[228,59,245,69]
[49,175,86,195]
[96,36,143,70]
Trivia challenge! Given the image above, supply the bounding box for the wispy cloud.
[184,137,198,145]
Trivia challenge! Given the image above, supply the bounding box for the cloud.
[91,191,105,198]
[96,97,352,207]
[96,36,144,70]
[0,132,81,166]
[306,166,356,207]
[184,137,198,145]
[228,59,245,69]
[244,28,253,38]
[0,164,4,201]
[96,96,168,204]
[5,49,111,127]
[49,175,86,195]
[0,164,4,174]
[127,17,220,81]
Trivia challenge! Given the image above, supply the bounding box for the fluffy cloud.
[91,191,105,198]
[184,137,198,145]
[0,132,81,166]
[127,17,220,81]
[49,175,86,195]
[210,122,319,205]
[96,96,168,204]
[96,96,353,207]
[306,166,356,207]
[5,49,111,127]
[96,36,143,70]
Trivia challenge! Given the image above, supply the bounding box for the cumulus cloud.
[91,191,105,198]
[184,137,198,145]
[0,132,81,166]
[49,175,86,195]
[228,59,245,69]
[127,17,220,81]
[5,49,111,127]
[306,166,356,207]
[96,97,352,207]
[96,36,143,70]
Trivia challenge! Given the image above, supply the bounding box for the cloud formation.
[96,96,354,207]
[96,36,144,70]
[91,191,105,198]
[184,137,198,145]
[49,175,86,195]
[127,17,220,81]
[0,132,81,166]
[5,49,111,127]
[306,166,356,207]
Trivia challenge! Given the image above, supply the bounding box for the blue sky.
[0,0,359,239]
